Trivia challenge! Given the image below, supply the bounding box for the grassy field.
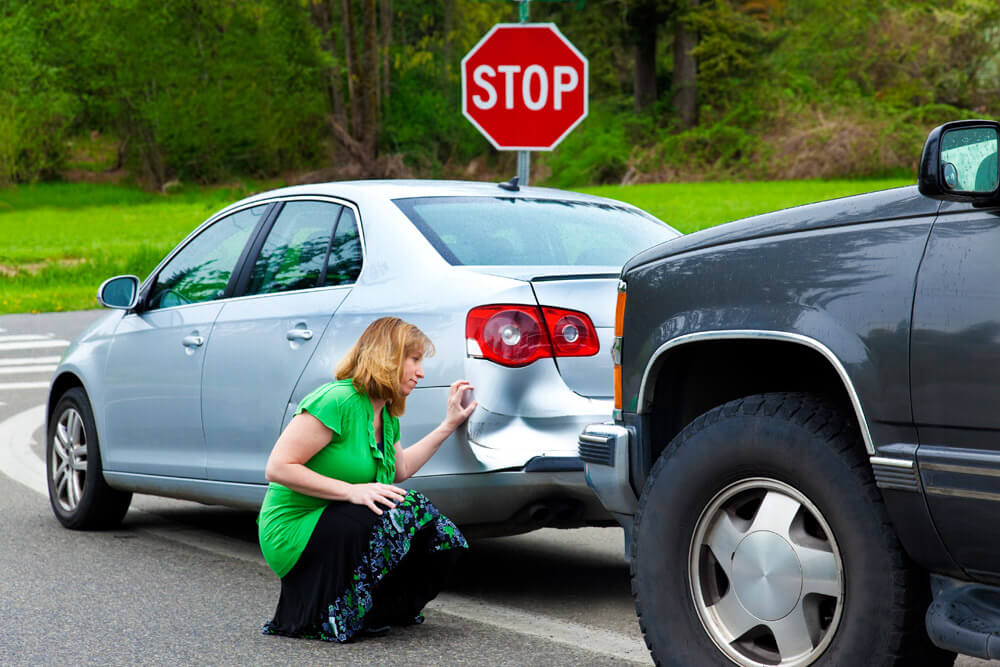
[0,178,912,314]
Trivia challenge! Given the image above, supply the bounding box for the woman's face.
[399,353,424,396]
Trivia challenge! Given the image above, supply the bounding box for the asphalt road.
[0,309,648,666]
[0,310,990,666]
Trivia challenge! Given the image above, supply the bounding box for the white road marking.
[0,340,69,352]
[0,365,58,375]
[427,594,652,663]
[0,382,51,391]
[0,356,62,366]
[0,405,651,664]
[0,334,52,343]
[0,405,47,496]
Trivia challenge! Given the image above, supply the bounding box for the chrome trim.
[637,330,875,455]
[869,456,914,469]
[922,462,1000,478]
[925,486,1000,503]
[579,433,612,445]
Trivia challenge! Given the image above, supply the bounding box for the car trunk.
[463,265,619,398]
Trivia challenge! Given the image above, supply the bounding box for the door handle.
[182,335,205,348]
[286,329,314,341]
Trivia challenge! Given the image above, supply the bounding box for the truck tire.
[47,387,132,530]
[631,392,953,666]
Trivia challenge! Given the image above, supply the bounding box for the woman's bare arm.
[395,380,476,482]
[265,412,406,514]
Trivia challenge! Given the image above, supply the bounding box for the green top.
[258,379,399,577]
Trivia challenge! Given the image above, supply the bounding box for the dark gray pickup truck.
[581,120,1000,666]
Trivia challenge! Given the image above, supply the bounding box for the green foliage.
[543,102,656,187]
[0,5,78,185]
[0,0,998,188]
[580,177,912,233]
[0,182,267,312]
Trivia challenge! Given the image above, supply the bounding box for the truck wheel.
[47,387,131,530]
[631,393,953,667]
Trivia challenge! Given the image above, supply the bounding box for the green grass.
[0,182,269,313]
[0,178,914,314]
[578,178,913,234]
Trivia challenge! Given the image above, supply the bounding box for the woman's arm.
[395,380,476,482]
[265,412,406,514]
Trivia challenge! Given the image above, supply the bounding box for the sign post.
[518,0,530,186]
[461,21,588,186]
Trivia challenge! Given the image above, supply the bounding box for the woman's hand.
[443,380,477,431]
[347,482,408,515]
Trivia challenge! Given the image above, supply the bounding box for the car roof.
[226,179,634,212]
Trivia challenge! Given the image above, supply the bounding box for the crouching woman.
[258,316,475,642]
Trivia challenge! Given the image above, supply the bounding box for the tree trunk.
[361,0,378,160]
[672,1,698,129]
[633,19,658,112]
[310,1,348,140]
[341,0,361,137]
[381,0,392,107]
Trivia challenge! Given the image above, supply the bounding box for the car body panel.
[101,302,223,477]
[622,215,936,432]
[911,201,1000,580]
[202,286,348,483]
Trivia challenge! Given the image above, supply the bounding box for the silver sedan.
[46,179,678,535]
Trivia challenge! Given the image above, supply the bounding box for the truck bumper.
[579,422,638,518]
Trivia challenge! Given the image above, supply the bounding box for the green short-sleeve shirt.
[258,379,400,577]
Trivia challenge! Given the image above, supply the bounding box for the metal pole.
[517,0,530,186]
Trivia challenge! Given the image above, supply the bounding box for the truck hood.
[624,185,940,272]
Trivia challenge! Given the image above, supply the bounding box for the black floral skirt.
[262,490,467,643]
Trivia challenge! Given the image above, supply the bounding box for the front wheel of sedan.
[631,393,954,667]
[47,387,131,530]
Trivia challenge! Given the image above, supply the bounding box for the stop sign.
[462,23,588,151]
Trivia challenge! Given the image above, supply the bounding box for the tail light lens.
[542,308,600,357]
[466,304,599,367]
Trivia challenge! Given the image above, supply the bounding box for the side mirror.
[97,275,140,310]
[919,120,1000,203]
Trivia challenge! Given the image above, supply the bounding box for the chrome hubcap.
[689,478,843,666]
[51,408,87,512]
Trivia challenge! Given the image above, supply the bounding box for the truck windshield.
[394,196,677,266]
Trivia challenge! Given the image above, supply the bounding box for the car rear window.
[394,196,677,266]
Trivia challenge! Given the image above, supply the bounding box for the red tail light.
[466,305,599,367]
[542,307,600,357]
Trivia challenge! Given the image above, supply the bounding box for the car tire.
[47,387,132,530]
[631,392,954,667]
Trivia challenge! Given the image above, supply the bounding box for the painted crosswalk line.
[0,340,70,352]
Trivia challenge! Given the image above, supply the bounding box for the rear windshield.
[394,196,677,266]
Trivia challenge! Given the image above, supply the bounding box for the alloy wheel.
[689,477,844,666]
[51,407,88,512]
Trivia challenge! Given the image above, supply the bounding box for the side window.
[323,208,362,286]
[246,201,343,295]
[146,205,263,310]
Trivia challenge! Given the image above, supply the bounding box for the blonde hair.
[335,317,434,417]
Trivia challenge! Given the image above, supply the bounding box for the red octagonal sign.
[462,23,588,151]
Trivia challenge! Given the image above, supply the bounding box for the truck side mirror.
[919,120,1000,203]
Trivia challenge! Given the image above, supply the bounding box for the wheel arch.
[47,371,87,433]
[638,331,875,472]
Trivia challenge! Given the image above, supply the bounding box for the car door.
[911,199,1000,580]
[202,199,364,483]
[101,204,268,477]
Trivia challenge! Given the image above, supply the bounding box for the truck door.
[911,199,1000,581]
